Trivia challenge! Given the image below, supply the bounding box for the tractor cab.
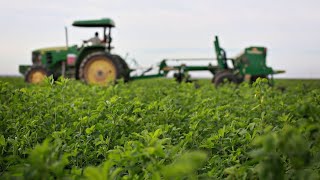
[72,18,115,52]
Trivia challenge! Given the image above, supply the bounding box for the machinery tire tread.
[112,54,130,82]
[213,71,239,87]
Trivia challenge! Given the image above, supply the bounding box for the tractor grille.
[46,53,53,64]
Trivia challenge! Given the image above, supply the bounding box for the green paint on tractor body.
[33,46,77,67]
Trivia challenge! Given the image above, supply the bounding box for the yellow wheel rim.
[84,58,116,85]
[30,71,46,84]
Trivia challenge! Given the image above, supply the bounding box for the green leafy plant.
[0,77,319,179]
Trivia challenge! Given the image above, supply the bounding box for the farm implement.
[19,18,284,86]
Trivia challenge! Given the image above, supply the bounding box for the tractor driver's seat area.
[72,18,115,52]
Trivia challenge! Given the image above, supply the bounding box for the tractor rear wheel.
[25,66,49,84]
[213,71,239,87]
[112,55,130,82]
[79,52,124,85]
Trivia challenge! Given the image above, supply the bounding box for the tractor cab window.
[84,32,105,46]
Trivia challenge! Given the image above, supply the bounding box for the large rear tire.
[25,66,49,84]
[79,52,124,85]
[112,55,130,82]
[213,71,239,87]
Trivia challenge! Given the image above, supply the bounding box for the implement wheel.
[213,71,239,87]
[250,75,267,83]
[79,52,123,85]
[25,66,48,84]
[250,75,273,86]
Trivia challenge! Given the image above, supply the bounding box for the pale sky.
[1,0,320,78]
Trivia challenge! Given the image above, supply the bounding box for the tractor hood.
[33,46,69,54]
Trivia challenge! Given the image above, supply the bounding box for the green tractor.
[19,18,129,85]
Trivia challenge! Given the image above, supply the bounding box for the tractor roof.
[72,18,115,28]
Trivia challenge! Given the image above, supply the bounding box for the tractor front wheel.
[25,66,49,84]
[79,52,123,85]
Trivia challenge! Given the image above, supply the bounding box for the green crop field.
[0,77,319,179]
